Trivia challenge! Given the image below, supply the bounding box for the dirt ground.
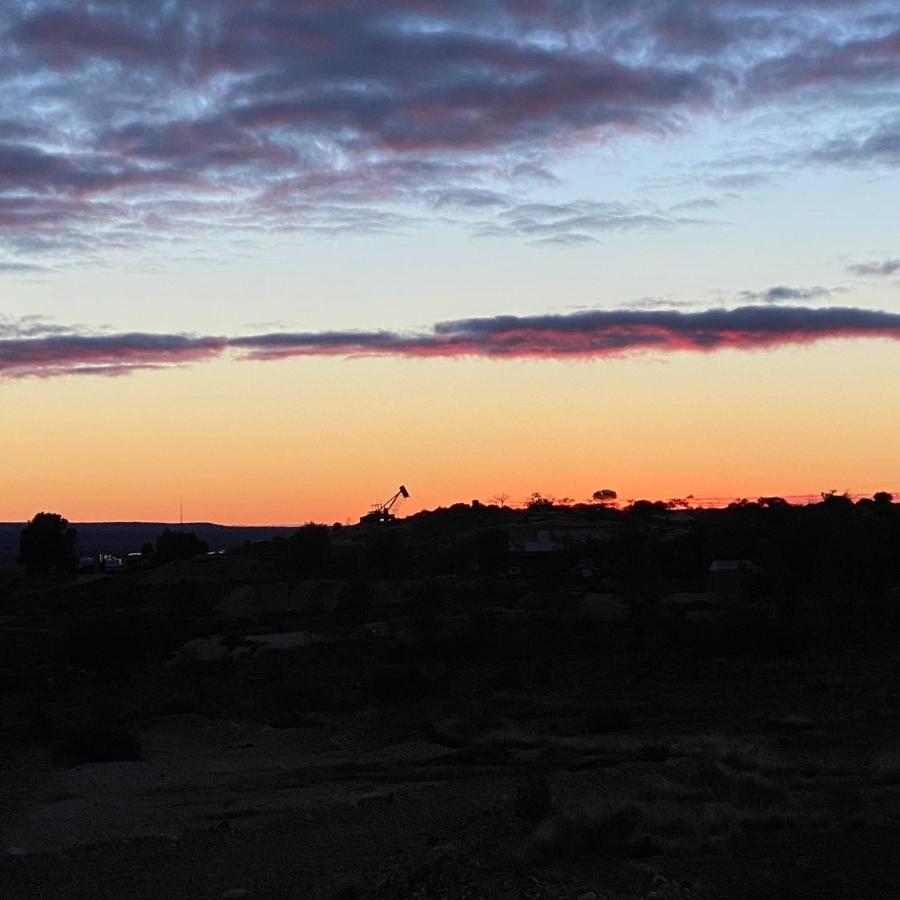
[3,586,900,899]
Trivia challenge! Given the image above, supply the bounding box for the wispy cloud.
[810,117,900,167]
[4,305,900,379]
[847,258,900,277]
[474,199,706,244]
[739,285,840,304]
[0,261,48,274]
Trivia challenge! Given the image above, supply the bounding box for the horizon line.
[3,489,897,528]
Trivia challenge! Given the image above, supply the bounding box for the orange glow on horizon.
[2,342,899,525]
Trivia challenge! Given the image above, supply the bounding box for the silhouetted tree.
[874,491,894,507]
[154,528,208,564]
[526,492,554,510]
[592,489,618,504]
[758,496,790,509]
[287,524,331,574]
[820,489,853,509]
[17,512,78,576]
[626,499,669,517]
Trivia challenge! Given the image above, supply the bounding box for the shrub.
[525,814,594,864]
[56,615,176,672]
[138,691,204,719]
[267,681,317,726]
[585,703,632,733]
[524,806,641,864]
[637,742,672,762]
[870,750,900,785]
[325,884,362,900]
[371,663,442,699]
[286,523,331,574]
[487,667,525,691]
[513,771,554,824]
[53,721,140,764]
[154,528,208,564]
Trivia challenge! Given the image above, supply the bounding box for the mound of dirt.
[140,557,276,587]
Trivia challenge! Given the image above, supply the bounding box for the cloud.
[810,117,900,167]
[0,1,898,263]
[847,258,900,276]
[669,197,720,212]
[5,305,900,378]
[426,189,511,211]
[475,199,700,243]
[706,172,774,190]
[419,305,900,358]
[510,162,558,184]
[0,261,48,273]
[0,331,225,378]
[0,314,81,338]
[739,285,839,303]
[530,233,601,247]
[747,21,900,98]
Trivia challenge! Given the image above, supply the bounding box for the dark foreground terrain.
[2,499,900,899]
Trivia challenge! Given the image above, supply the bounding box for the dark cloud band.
[3,305,900,378]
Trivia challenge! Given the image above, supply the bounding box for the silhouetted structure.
[360,485,409,524]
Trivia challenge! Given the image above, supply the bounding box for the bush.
[526,814,594,864]
[637,742,672,762]
[53,721,140,764]
[287,524,331,574]
[513,771,554,824]
[371,662,443,700]
[525,807,641,864]
[56,615,176,672]
[129,690,204,721]
[154,528,208,564]
[325,884,362,900]
[585,703,633,733]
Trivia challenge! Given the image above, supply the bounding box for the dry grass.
[523,805,648,864]
[869,747,900,784]
[675,733,788,775]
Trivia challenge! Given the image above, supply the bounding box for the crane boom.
[359,485,410,525]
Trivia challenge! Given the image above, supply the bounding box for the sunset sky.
[2,0,899,524]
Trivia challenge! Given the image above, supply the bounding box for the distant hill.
[0,522,298,567]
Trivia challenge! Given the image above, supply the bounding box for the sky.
[1,0,899,524]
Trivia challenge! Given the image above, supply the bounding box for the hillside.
[2,496,900,898]
[0,522,298,567]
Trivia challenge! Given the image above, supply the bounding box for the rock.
[170,635,230,665]
[221,891,255,900]
[244,630,315,651]
[577,892,598,900]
